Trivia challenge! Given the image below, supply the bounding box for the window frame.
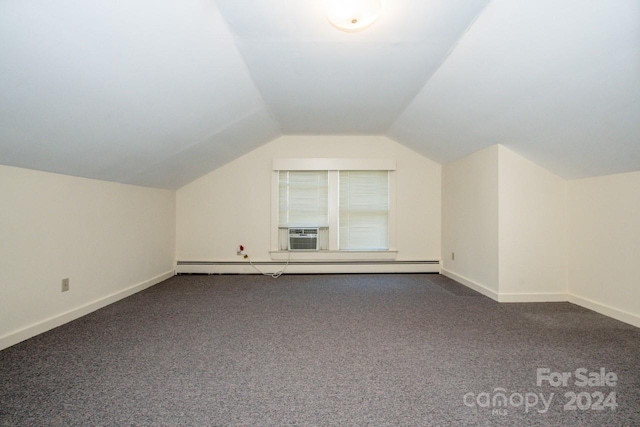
[271,158,397,260]
[338,170,390,251]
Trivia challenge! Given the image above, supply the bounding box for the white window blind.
[339,170,389,250]
[278,171,329,227]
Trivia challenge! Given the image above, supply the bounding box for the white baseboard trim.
[176,260,440,275]
[440,269,568,303]
[0,270,175,351]
[568,294,640,329]
[498,292,568,303]
[440,269,499,301]
[442,270,640,328]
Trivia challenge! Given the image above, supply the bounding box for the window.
[339,171,389,250]
[278,171,328,227]
[272,159,395,255]
[278,171,329,251]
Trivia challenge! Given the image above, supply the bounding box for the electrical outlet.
[451,252,455,261]
[61,278,70,292]
[236,250,242,255]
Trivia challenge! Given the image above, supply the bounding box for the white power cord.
[243,248,291,278]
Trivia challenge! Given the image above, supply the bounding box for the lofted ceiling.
[0,0,638,189]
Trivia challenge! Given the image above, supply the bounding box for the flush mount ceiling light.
[326,0,382,32]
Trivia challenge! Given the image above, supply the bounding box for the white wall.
[0,165,176,350]
[441,145,568,302]
[442,145,499,297]
[568,171,640,327]
[4,136,638,350]
[176,135,441,272]
[498,146,567,301]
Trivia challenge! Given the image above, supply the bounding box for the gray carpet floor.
[1,274,639,426]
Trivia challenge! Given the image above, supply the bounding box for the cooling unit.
[288,228,319,251]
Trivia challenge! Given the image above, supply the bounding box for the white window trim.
[273,158,395,171]
[271,158,397,259]
[269,250,398,261]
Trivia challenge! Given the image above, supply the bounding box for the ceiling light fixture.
[326,0,382,32]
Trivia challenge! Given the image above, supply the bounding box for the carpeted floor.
[1,274,639,426]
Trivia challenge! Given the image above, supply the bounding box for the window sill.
[270,250,398,261]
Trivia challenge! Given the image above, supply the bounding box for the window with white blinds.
[339,170,389,250]
[272,159,395,254]
[278,171,328,227]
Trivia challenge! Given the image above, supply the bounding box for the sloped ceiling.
[0,0,279,189]
[0,0,638,189]
[389,0,640,179]
[214,0,490,134]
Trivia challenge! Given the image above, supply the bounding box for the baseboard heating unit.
[176,260,440,275]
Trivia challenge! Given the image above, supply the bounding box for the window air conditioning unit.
[288,228,319,251]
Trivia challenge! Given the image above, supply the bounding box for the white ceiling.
[0,0,279,188]
[0,0,638,189]
[389,0,640,179]
[214,0,490,134]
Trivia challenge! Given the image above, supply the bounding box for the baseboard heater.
[176,260,440,275]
